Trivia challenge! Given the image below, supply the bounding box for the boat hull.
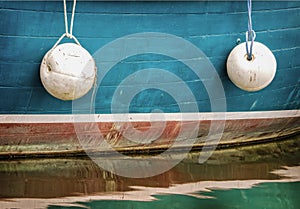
[0,1,299,114]
[0,1,299,157]
[0,110,299,158]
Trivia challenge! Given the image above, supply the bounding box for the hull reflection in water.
[0,136,299,209]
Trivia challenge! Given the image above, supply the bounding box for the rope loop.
[245,30,256,60]
[63,0,77,39]
[245,0,255,60]
[52,33,81,49]
[51,0,80,49]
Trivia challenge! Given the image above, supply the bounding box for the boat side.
[0,110,299,158]
[0,1,299,114]
[0,1,299,157]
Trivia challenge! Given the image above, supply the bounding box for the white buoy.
[40,43,96,100]
[226,41,276,92]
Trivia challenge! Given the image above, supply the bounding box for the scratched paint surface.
[0,1,299,114]
[0,115,299,157]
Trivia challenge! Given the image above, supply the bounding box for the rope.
[52,0,80,48]
[52,32,80,49]
[245,0,256,60]
[63,0,77,38]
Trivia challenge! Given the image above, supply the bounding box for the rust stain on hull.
[0,115,299,158]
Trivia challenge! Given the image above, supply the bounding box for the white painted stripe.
[0,110,299,123]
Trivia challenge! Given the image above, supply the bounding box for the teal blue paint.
[1,1,300,14]
[47,182,300,209]
[0,1,299,113]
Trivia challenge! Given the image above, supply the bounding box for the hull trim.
[0,110,299,123]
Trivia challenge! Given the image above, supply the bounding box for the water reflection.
[0,135,299,209]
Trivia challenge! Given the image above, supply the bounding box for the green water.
[48,182,300,209]
[1,136,300,209]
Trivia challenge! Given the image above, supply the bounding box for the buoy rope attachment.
[53,0,80,49]
[245,0,256,60]
[63,0,76,38]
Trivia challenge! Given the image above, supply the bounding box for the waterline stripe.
[0,110,299,123]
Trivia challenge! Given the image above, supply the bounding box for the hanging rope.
[64,0,76,38]
[245,0,256,60]
[53,0,80,48]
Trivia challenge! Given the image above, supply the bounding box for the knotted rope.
[53,0,80,48]
[245,0,256,60]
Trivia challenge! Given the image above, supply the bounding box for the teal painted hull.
[0,1,299,114]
